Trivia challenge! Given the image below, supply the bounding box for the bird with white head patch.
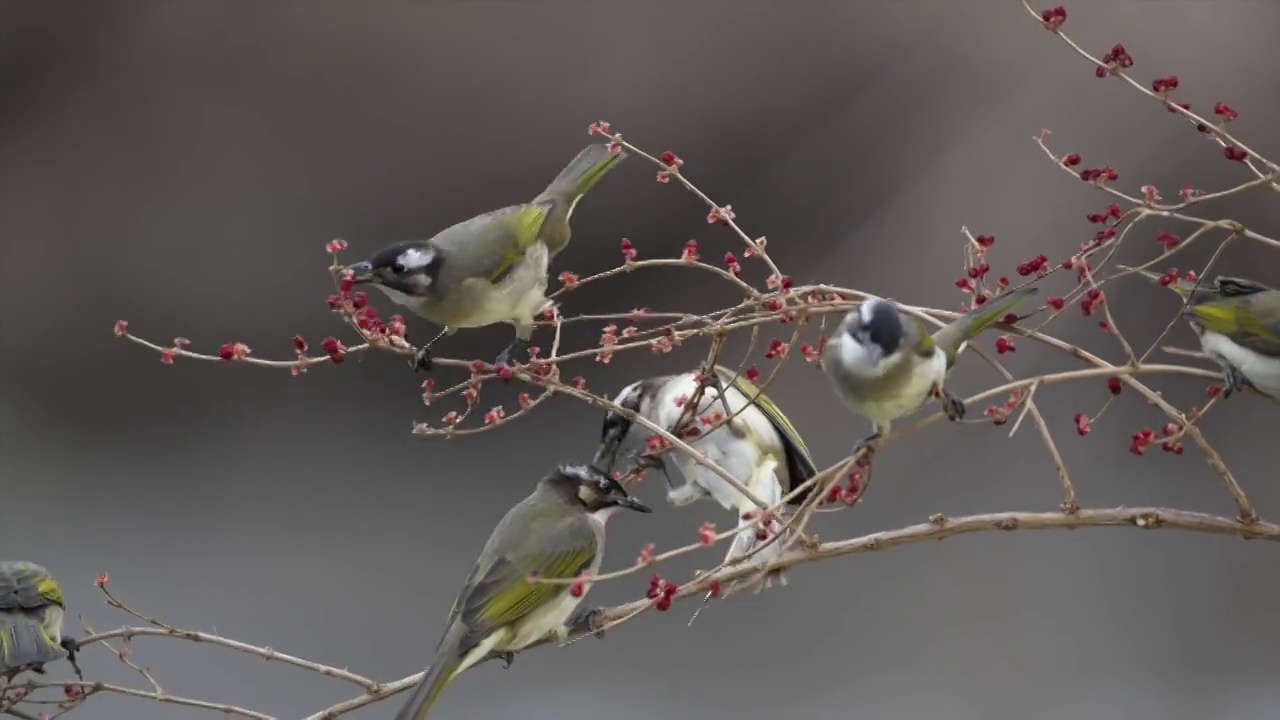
[345,143,628,372]
[820,287,1040,458]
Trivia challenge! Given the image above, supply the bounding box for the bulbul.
[593,365,817,593]
[820,287,1039,456]
[0,561,81,680]
[346,143,628,372]
[394,464,651,720]
[1123,267,1280,402]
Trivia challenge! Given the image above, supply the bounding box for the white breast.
[1200,331,1280,400]
[825,337,950,425]
[649,374,787,513]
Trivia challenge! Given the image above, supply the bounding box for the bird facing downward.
[0,560,81,681]
[1122,267,1280,403]
[394,464,650,720]
[345,143,627,374]
[592,365,817,602]
[820,287,1039,458]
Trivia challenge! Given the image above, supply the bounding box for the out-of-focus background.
[3,2,1278,719]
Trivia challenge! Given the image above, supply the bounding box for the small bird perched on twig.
[594,365,818,613]
[345,143,628,373]
[394,464,650,720]
[820,287,1040,458]
[1122,267,1280,403]
[0,560,83,681]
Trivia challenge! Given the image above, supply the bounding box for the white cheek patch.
[406,273,434,292]
[398,247,437,270]
[858,300,877,325]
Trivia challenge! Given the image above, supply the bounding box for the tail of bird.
[0,610,64,673]
[535,143,628,209]
[1117,264,1197,299]
[689,457,785,627]
[931,286,1040,364]
[393,624,468,720]
[962,286,1040,334]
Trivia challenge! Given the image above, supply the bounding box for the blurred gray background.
[2,1,1278,719]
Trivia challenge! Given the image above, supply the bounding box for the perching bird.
[1,561,82,681]
[820,287,1040,457]
[1122,267,1280,403]
[346,143,628,372]
[593,365,817,595]
[394,464,650,720]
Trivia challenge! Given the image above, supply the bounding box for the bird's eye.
[392,263,406,275]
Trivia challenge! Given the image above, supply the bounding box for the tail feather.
[0,612,64,672]
[394,623,468,720]
[536,143,627,207]
[935,286,1040,363]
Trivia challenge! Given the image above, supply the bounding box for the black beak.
[593,435,621,474]
[346,261,374,284]
[615,494,652,513]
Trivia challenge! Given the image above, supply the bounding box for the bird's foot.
[851,433,881,463]
[937,386,967,422]
[494,339,528,379]
[60,636,84,680]
[567,606,606,640]
[1222,366,1247,398]
[413,346,434,373]
[481,650,516,669]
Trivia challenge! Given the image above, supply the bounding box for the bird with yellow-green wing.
[1121,267,1280,403]
[1,560,83,681]
[346,143,628,373]
[820,287,1040,458]
[593,364,819,612]
[394,464,650,720]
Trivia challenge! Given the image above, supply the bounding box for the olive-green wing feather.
[448,512,597,656]
[1183,290,1280,358]
[0,562,66,673]
[430,204,551,286]
[932,287,1040,368]
[712,365,818,502]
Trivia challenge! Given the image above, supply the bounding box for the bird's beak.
[615,494,652,513]
[345,261,374,284]
[593,430,624,473]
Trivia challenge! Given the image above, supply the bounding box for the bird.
[1,561,82,681]
[1121,267,1280,403]
[820,287,1040,457]
[592,365,817,598]
[346,143,628,373]
[393,464,651,720]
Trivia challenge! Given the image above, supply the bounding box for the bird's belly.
[1202,332,1280,400]
[844,366,940,424]
[426,281,549,330]
[677,435,777,512]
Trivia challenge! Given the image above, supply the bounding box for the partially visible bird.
[1122,267,1280,403]
[820,287,1040,456]
[346,143,628,372]
[394,464,651,720]
[593,365,817,597]
[0,561,82,681]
